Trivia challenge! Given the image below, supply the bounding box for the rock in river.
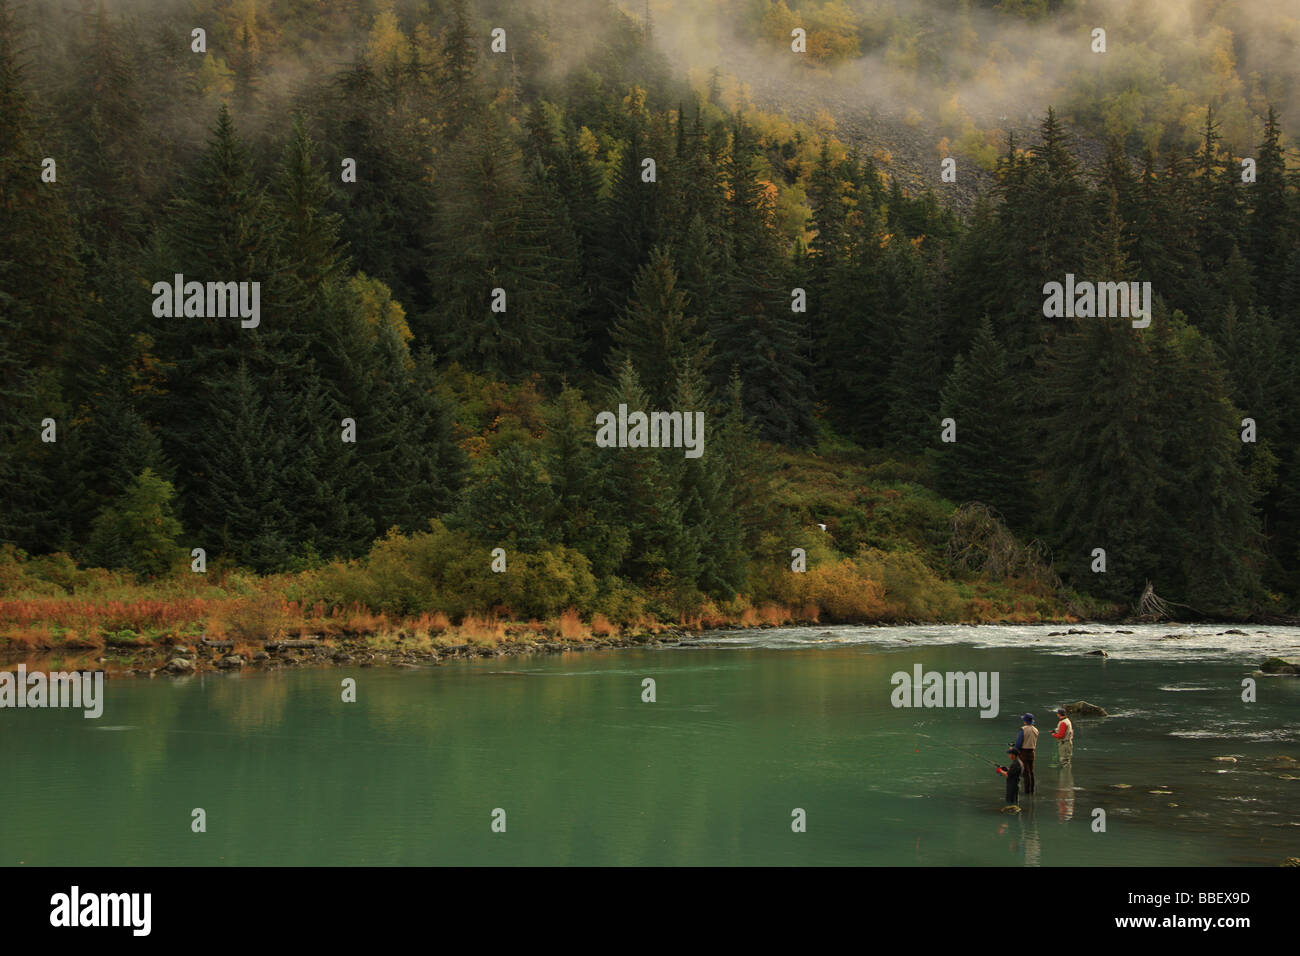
[1260,657,1300,675]
[1066,700,1109,717]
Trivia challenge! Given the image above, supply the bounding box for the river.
[2,623,1297,865]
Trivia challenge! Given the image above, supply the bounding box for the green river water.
[2,624,1298,866]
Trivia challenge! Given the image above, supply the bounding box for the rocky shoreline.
[74,629,695,678]
[8,623,1300,680]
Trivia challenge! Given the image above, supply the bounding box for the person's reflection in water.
[999,804,1041,866]
[1020,801,1041,866]
[1056,766,1075,823]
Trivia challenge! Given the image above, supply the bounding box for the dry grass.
[459,613,506,645]
[4,628,43,649]
[415,611,450,635]
[679,601,731,630]
[224,597,295,642]
[557,607,589,641]
[0,596,216,634]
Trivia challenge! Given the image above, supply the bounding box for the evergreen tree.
[883,240,948,452]
[933,318,1034,528]
[152,106,304,556]
[272,116,348,298]
[604,361,685,586]
[593,116,663,355]
[670,356,745,596]
[1150,315,1262,611]
[1037,200,1163,601]
[544,385,630,577]
[1247,106,1295,320]
[606,245,709,407]
[711,122,814,445]
[993,110,1088,369]
[428,117,578,379]
[190,362,294,571]
[456,442,556,552]
[815,175,892,444]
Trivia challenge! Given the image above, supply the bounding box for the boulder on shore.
[266,639,320,651]
[1066,700,1109,717]
[163,657,194,674]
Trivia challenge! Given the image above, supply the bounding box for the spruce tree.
[1150,315,1262,611]
[1037,197,1163,601]
[711,122,814,446]
[933,318,1034,528]
[604,361,685,586]
[544,385,629,577]
[456,442,556,552]
[606,245,709,407]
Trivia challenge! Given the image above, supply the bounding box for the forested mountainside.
[2,0,1299,648]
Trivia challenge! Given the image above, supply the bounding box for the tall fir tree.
[933,318,1034,528]
[606,245,709,407]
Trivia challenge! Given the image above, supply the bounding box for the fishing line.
[915,730,1002,768]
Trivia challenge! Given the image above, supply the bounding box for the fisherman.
[1051,706,1074,767]
[1013,713,1037,794]
[996,747,1024,807]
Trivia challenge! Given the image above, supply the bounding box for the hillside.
[2,0,1298,657]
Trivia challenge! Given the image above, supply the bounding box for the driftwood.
[265,639,321,650]
[1135,581,1173,621]
[200,639,234,648]
[945,502,1059,587]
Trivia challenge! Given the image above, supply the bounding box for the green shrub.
[86,469,185,578]
[855,547,965,621]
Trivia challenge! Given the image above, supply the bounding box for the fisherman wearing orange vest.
[1052,706,1074,767]
[1013,714,1037,794]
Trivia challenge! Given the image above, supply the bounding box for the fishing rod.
[915,730,1003,768]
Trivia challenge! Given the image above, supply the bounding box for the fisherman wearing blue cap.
[1013,714,1037,794]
